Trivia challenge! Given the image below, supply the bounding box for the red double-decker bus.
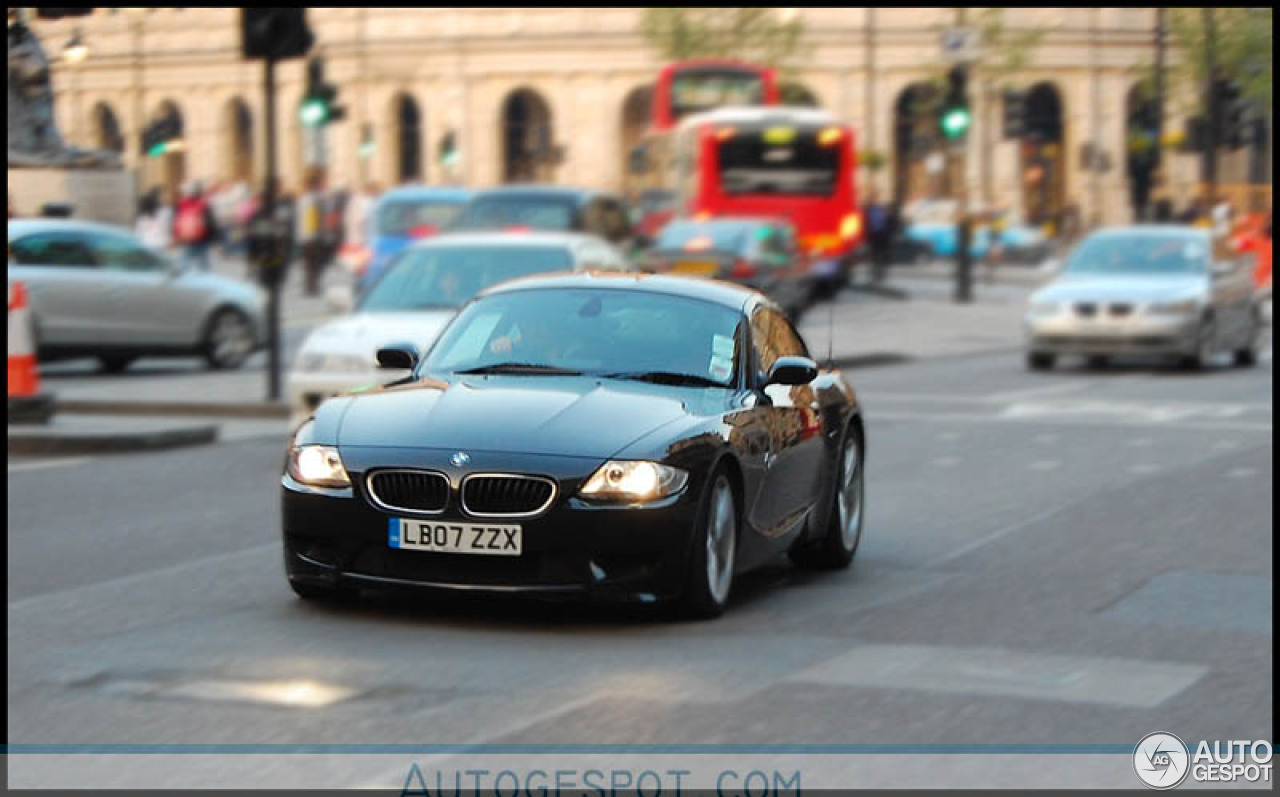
[650,59,781,132]
[671,106,862,295]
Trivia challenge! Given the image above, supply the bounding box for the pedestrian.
[295,176,329,296]
[135,187,173,252]
[986,205,1008,285]
[1211,195,1234,240]
[864,190,896,286]
[173,181,218,271]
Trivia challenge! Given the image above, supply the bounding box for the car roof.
[376,186,473,204]
[478,271,764,313]
[8,218,136,240]
[466,185,610,204]
[398,231,615,250]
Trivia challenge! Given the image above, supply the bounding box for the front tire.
[203,307,256,370]
[1180,317,1216,371]
[1234,310,1261,367]
[790,426,865,570]
[679,468,738,620]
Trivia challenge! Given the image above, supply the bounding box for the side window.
[581,200,606,237]
[9,233,97,268]
[750,308,808,385]
[90,233,169,271]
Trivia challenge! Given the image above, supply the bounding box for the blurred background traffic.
[6,7,1273,790]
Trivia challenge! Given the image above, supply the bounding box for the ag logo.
[1134,732,1190,790]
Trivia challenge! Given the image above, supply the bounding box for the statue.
[8,19,120,169]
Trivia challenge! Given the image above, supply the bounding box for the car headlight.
[287,444,351,488]
[579,461,689,503]
[1147,299,1200,316]
[296,353,372,373]
[1027,301,1061,317]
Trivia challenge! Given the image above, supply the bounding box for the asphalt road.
[7,348,1272,789]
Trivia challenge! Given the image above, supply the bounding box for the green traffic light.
[147,142,167,158]
[299,98,328,127]
[941,106,971,139]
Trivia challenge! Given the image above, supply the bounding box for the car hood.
[335,377,696,458]
[1035,275,1208,304]
[299,311,456,359]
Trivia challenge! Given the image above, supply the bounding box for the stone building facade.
[32,8,1269,226]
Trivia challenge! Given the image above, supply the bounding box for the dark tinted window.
[454,196,578,231]
[750,307,808,384]
[670,67,765,120]
[717,126,840,197]
[9,232,97,267]
[360,245,574,312]
[88,232,169,271]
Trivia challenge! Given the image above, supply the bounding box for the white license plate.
[388,518,522,556]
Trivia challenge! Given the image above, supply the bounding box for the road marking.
[982,383,1090,403]
[1213,440,1241,450]
[792,644,1207,708]
[1033,433,1059,445]
[936,431,961,442]
[1128,464,1160,475]
[1226,468,1258,479]
[1128,438,1153,448]
[931,456,962,468]
[7,457,91,473]
[1029,460,1061,471]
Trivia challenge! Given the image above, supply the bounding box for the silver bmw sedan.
[1025,227,1262,370]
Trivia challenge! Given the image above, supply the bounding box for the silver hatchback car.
[1025,227,1262,370]
[8,219,266,371]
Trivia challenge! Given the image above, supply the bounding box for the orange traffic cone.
[8,281,40,398]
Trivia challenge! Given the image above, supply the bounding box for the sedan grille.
[462,475,557,517]
[367,470,449,514]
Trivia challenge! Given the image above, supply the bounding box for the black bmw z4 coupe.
[282,272,865,618]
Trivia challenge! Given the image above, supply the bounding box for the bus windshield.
[671,68,765,120]
[717,127,840,197]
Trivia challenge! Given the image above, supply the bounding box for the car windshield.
[1064,234,1210,276]
[454,197,577,231]
[424,288,743,386]
[376,200,464,236]
[359,246,573,312]
[654,222,752,253]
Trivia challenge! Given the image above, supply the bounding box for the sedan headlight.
[288,445,351,488]
[1146,299,1200,316]
[296,353,373,373]
[579,461,689,503]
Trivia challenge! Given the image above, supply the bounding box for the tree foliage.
[639,8,805,70]
[1134,8,1272,115]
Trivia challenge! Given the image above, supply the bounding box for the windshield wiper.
[455,363,583,376]
[602,370,726,388]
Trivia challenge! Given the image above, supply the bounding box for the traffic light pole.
[952,9,972,304]
[263,54,282,402]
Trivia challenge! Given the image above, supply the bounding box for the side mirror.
[325,284,355,313]
[376,343,418,371]
[766,356,819,387]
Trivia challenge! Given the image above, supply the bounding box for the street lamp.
[62,29,88,63]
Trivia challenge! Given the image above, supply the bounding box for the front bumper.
[1025,313,1199,357]
[282,452,702,602]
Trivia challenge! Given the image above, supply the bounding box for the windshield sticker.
[711,334,736,360]
[708,355,734,382]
